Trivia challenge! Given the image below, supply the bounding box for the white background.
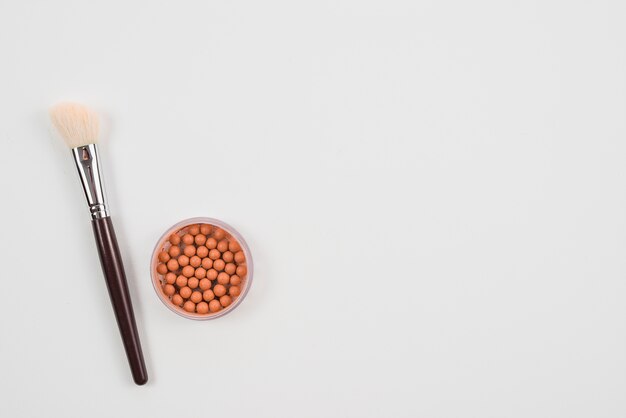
[0,0,625,417]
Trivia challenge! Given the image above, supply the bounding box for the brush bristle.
[49,102,100,148]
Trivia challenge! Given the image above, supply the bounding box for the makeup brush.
[50,103,148,385]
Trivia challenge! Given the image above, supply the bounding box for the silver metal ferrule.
[71,144,110,219]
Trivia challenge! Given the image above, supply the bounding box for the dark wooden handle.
[92,216,148,385]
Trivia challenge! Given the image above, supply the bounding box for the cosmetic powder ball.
[222,251,234,263]
[201,257,212,269]
[176,275,187,287]
[182,265,195,278]
[165,272,176,284]
[209,300,221,313]
[156,263,168,275]
[236,265,247,277]
[213,259,226,272]
[197,302,209,314]
[197,246,209,258]
[172,294,183,306]
[199,278,211,290]
[180,286,192,299]
[213,228,225,240]
[190,291,203,304]
[187,277,199,289]
[220,295,232,307]
[207,269,218,280]
[167,259,179,271]
[183,245,196,257]
[168,245,181,258]
[178,255,190,267]
[182,234,194,245]
[229,240,240,252]
[217,239,229,253]
[195,234,207,246]
[164,284,176,296]
[155,222,248,316]
[190,256,202,268]
[225,263,236,275]
[217,272,230,285]
[213,284,227,297]
[229,285,241,297]
[169,234,181,246]
[213,259,226,271]
[158,251,170,263]
[234,251,245,264]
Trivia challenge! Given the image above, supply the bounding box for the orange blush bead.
[236,265,247,277]
[183,245,196,257]
[217,239,229,252]
[168,245,181,257]
[217,272,230,285]
[178,255,190,267]
[190,256,202,268]
[158,251,170,263]
[182,234,194,245]
[201,258,213,269]
[169,234,181,246]
[196,301,209,314]
[187,277,199,289]
[209,300,221,312]
[213,284,227,297]
[167,259,179,271]
[225,263,236,275]
[172,294,183,306]
[180,286,192,299]
[164,284,176,296]
[176,275,188,287]
[196,246,209,258]
[165,272,177,284]
[195,234,207,246]
[219,295,232,307]
[213,259,225,271]
[228,240,241,252]
[222,251,234,263]
[229,285,241,297]
[190,291,203,303]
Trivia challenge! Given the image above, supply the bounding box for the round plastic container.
[151,217,253,320]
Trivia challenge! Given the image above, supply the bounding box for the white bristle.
[49,102,100,148]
